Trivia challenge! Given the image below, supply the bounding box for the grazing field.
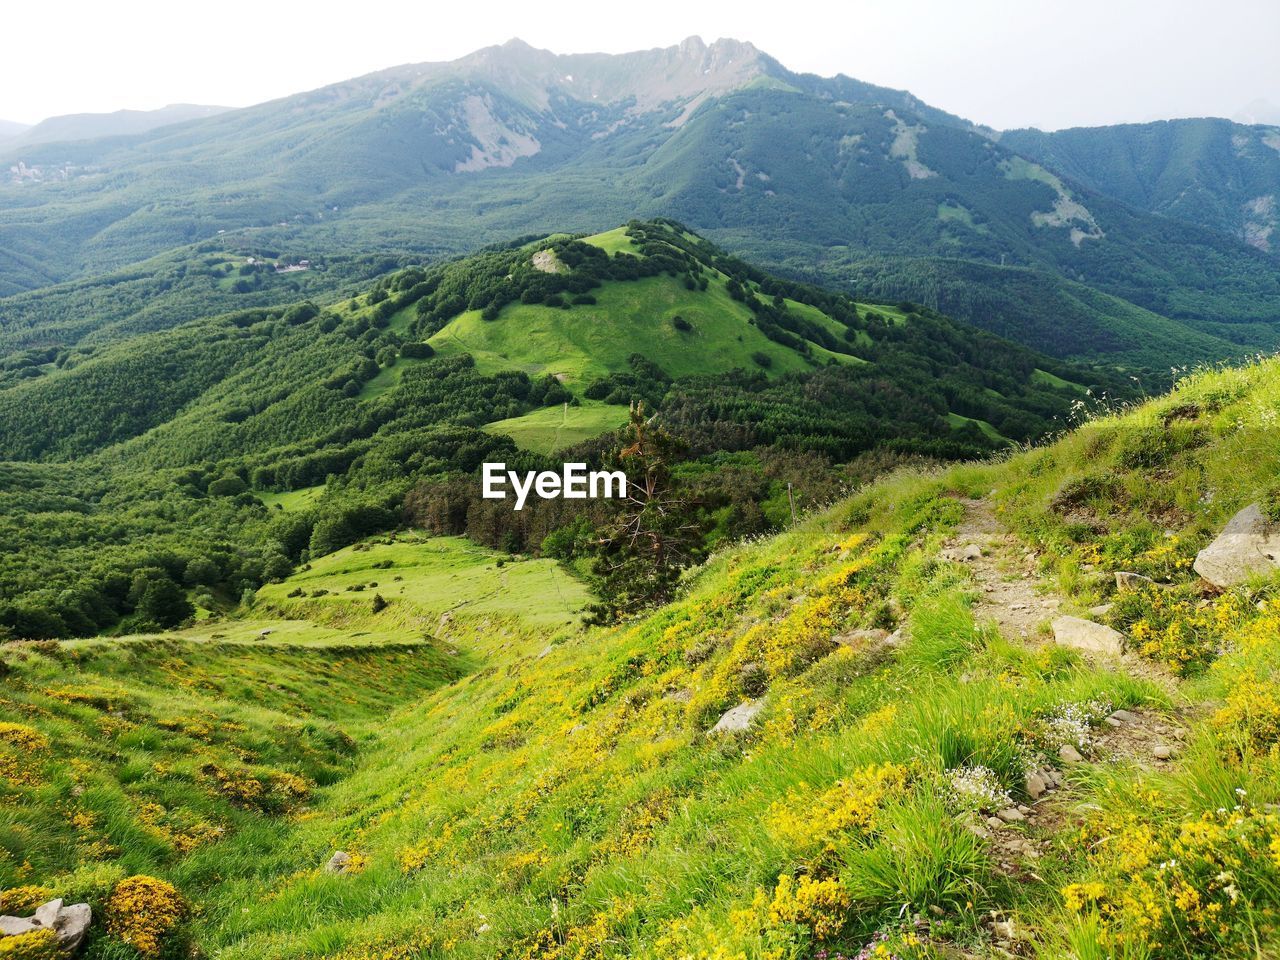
[482,401,632,454]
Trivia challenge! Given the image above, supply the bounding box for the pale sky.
[2,0,1277,131]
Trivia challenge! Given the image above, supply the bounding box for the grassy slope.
[4,359,1272,957]
[482,402,632,456]
[428,272,815,387]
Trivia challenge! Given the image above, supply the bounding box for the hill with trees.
[0,220,1118,642]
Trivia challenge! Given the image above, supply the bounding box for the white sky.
[2,0,1277,130]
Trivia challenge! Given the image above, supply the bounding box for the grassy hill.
[4,352,1279,958]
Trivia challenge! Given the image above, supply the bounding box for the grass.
[1031,367,1087,393]
[429,272,820,387]
[257,485,324,512]
[482,401,631,455]
[947,411,1010,443]
[6,357,1280,959]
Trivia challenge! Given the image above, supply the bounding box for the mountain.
[2,338,1278,957]
[0,118,29,141]
[3,38,1278,368]
[2,103,229,148]
[1235,98,1280,125]
[1002,118,1280,255]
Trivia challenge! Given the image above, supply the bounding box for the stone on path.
[1052,616,1125,656]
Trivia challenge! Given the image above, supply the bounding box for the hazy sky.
[2,0,1276,130]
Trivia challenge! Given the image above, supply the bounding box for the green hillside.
[1003,119,1280,253]
[4,351,1279,958]
[0,220,1113,642]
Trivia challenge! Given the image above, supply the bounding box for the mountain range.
[2,37,1279,369]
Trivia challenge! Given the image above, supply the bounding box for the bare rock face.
[1194,504,1280,588]
[0,898,92,954]
[1052,616,1126,656]
[709,699,764,735]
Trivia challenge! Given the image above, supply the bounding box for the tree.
[184,556,220,586]
[136,578,194,628]
[587,403,696,623]
[208,475,247,497]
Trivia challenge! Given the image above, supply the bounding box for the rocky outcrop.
[1052,616,1125,656]
[1193,504,1280,588]
[0,899,91,954]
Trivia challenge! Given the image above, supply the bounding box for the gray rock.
[325,850,352,873]
[832,628,888,648]
[1110,709,1137,723]
[1052,616,1125,656]
[0,899,92,953]
[0,916,39,937]
[1089,603,1114,617]
[54,902,91,954]
[1059,744,1084,763]
[1153,744,1173,760]
[997,807,1025,823]
[986,816,1004,829]
[709,699,764,735]
[1115,572,1156,593]
[1024,772,1047,799]
[961,543,984,561]
[1194,504,1280,588]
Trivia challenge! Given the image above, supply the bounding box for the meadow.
[4,356,1279,958]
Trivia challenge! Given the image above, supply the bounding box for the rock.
[1104,716,1122,728]
[0,899,92,953]
[663,688,692,704]
[325,850,352,873]
[928,904,945,917]
[0,916,39,938]
[997,807,1025,823]
[1115,572,1156,593]
[1194,504,1280,588]
[1153,744,1173,760]
[709,700,764,735]
[53,902,91,954]
[1089,603,1114,617]
[1110,709,1136,723]
[1025,772,1047,799]
[986,816,1004,829]
[1059,744,1084,763]
[1017,804,1031,815]
[832,627,889,648]
[961,544,983,561]
[1052,616,1125,656]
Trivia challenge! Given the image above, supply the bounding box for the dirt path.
[941,498,1061,639]
[937,498,1190,935]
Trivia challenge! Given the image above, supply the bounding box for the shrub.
[672,316,692,332]
[106,875,186,957]
[751,351,773,369]
[0,929,62,959]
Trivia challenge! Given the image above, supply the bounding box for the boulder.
[961,544,984,561]
[0,899,92,954]
[709,700,764,735]
[325,850,352,873]
[1115,572,1155,593]
[1194,504,1280,588]
[1058,744,1084,763]
[1024,772,1047,800]
[1052,616,1125,656]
